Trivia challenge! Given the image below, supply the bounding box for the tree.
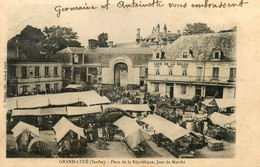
[183,23,214,35]
[97,33,108,47]
[42,26,81,54]
[7,25,82,62]
[7,25,47,62]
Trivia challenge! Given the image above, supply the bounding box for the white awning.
[86,96,111,106]
[201,99,216,107]
[103,104,151,112]
[52,117,86,143]
[11,121,39,140]
[113,116,141,136]
[142,114,190,141]
[12,107,67,116]
[113,116,150,149]
[65,84,83,89]
[209,112,236,127]
[7,95,49,110]
[215,98,236,108]
[7,90,111,110]
[67,106,102,116]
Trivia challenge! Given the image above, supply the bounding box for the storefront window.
[155,83,159,92]
[181,85,186,94]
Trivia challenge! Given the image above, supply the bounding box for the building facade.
[57,24,180,88]
[58,45,152,87]
[147,32,236,99]
[7,62,63,96]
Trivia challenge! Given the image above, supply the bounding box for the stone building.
[7,62,63,96]
[58,44,152,87]
[147,32,236,99]
[57,24,180,87]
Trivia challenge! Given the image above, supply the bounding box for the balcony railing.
[148,74,235,83]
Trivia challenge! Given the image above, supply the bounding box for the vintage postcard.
[0,0,259,166]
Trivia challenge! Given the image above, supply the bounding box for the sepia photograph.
[4,2,239,160]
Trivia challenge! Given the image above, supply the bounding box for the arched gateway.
[108,56,133,86]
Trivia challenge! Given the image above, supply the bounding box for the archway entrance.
[114,63,128,86]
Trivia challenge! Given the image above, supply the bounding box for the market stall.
[113,116,150,157]
[64,84,84,92]
[11,121,39,152]
[66,106,102,125]
[207,112,236,142]
[142,114,203,157]
[7,90,111,110]
[11,107,67,129]
[52,117,87,157]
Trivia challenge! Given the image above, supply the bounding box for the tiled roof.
[165,32,236,61]
[58,47,86,54]
[84,47,153,54]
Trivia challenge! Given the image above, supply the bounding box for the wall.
[7,63,63,96]
[147,59,236,99]
[223,87,236,98]
[174,84,195,99]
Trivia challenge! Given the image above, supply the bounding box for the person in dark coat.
[92,124,99,141]
[102,125,107,139]
[191,121,196,132]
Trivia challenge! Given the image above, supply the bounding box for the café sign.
[154,62,188,66]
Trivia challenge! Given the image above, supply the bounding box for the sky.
[7,0,239,47]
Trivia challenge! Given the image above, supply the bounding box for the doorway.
[114,63,128,87]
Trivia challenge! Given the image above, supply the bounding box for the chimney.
[136,28,140,43]
[88,39,97,49]
[108,41,113,48]
[177,30,181,36]
[163,24,167,38]
[157,24,160,41]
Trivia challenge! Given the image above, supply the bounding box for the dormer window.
[212,48,224,60]
[74,54,79,63]
[214,51,221,59]
[183,52,188,58]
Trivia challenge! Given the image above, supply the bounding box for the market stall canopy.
[209,112,236,127]
[113,116,140,136]
[67,106,102,116]
[11,121,39,140]
[215,98,236,108]
[142,114,190,142]
[201,98,235,108]
[103,104,151,112]
[65,84,83,89]
[7,90,111,110]
[201,99,216,107]
[52,117,85,143]
[113,116,150,149]
[86,96,111,106]
[12,106,102,116]
[12,107,67,116]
